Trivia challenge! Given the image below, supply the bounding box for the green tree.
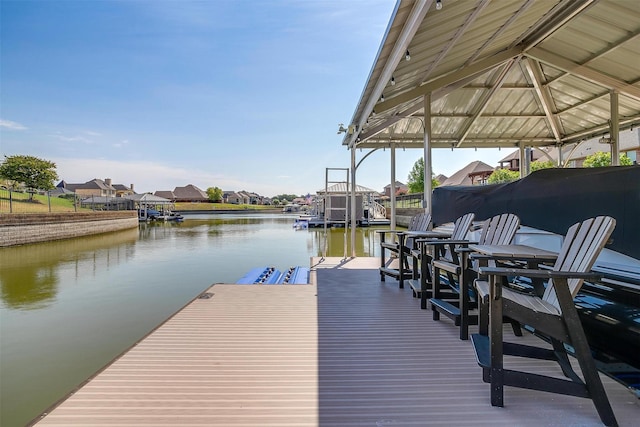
[206,186,223,202]
[0,155,58,200]
[406,157,439,193]
[530,160,555,171]
[275,194,298,203]
[487,168,520,184]
[582,151,632,167]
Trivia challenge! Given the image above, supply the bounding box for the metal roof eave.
[341,0,640,152]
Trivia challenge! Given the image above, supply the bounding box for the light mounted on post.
[337,124,348,135]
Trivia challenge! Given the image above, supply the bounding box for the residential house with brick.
[225,191,249,205]
[440,161,494,186]
[383,181,408,197]
[497,150,545,172]
[172,184,208,202]
[57,178,124,198]
[154,190,176,201]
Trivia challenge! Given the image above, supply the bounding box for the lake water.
[0,213,385,426]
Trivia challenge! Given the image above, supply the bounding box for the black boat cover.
[432,166,640,260]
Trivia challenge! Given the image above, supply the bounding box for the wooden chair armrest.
[469,253,548,263]
[416,239,477,246]
[376,230,405,235]
[478,266,602,281]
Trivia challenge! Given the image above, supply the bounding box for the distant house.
[154,190,176,201]
[383,181,408,197]
[441,161,494,186]
[554,129,640,167]
[225,192,247,204]
[57,178,119,198]
[434,174,448,185]
[112,183,135,197]
[172,184,208,202]
[498,150,544,171]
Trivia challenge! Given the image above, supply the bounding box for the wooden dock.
[33,257,638,426]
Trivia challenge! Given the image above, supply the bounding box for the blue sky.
[1,0,508,197]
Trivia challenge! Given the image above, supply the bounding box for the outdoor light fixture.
[405,50,411,61]
[436,0,443,10]
[391,76,395,85]
[380,94,385,102]
[337,124,348,134]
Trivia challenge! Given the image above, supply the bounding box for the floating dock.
[32,257,638,426]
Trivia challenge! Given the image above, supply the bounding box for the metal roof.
[317,183,379,194]
[342,0,640,151]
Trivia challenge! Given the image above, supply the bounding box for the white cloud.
[52,134,93,143]
[0,119,28,130]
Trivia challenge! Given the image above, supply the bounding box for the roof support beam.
[374,46,524,114]
[456,59,518,147]
[517,0,596,48]
[524,58,563,143]
[526,47,640,101]
[357,70,487,143]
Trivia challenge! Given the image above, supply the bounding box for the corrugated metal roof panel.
[345,0,640,151]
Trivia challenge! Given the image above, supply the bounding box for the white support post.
[350,147,357,258]
[557,144,563,167]
[519,142,526,178]
[423,94,432,214]
[390,143,396,231]
[611,90,620,166]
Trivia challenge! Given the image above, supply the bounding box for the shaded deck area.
[34,257,638,426]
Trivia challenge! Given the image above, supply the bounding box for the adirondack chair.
[426,213,520,340]
[378,212,432,288]
[471,216,617,427]
[407,212,475,309]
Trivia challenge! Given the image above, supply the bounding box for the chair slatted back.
[451,213,475,240]
[409,213,432,232]
[479,213,520,245]
[543,216,616,310]
[405,213,432,250]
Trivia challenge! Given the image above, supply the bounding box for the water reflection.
[0,214,385,427]
[0,228,138,310]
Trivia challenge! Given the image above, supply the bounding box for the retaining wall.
[0,211,139,247]
[394,208,427,227]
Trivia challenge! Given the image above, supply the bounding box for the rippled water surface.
[0,213,384,426]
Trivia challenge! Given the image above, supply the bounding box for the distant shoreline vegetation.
[174,202,277,212]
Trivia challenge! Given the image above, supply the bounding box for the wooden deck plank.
[33,257,638,426]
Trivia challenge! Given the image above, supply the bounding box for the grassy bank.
[0,190,278,214]
[0,191,88,214]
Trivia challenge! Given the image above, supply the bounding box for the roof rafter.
[357,70,487,143]
[374,46,524,114]
[347,0,434,148]
[457,59,519,147]
[526,47,640,101]
[524,57,563,142]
